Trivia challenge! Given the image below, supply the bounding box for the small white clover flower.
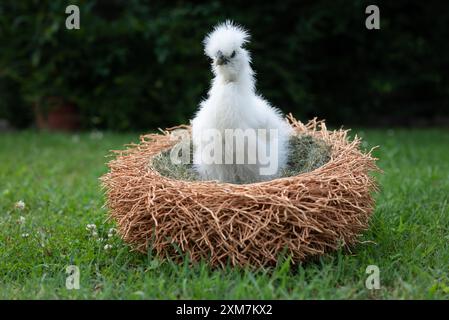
[104,244,113,250]
[15,200,26,210]
[17,216,26,224]
[86,223,97,231]
[21,233,30,238]
[86,224,98,238]
[97,237,105,242]
[107,228,116,238]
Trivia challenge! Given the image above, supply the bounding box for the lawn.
[0,128,448,299]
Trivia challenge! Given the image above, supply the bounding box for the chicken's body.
[191,21,292,184]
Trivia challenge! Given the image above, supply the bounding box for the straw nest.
[101,116,379,268]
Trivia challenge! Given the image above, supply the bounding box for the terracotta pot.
[35,98,81,131]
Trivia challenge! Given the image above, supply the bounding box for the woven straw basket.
[101,116,379,268]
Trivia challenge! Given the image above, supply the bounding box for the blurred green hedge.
[1,0,448,130]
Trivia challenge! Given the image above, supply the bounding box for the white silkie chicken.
[191,21,293,184]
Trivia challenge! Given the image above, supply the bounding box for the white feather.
[191,21,293,184]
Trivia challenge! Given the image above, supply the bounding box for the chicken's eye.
[230,50,236,58]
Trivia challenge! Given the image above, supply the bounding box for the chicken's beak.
[215,51,228,66]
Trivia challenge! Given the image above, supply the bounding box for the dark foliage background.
[1,0,448,130]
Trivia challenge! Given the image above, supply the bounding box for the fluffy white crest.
[203,20,249,58]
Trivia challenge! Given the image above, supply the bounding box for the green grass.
[0,128,448,299]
